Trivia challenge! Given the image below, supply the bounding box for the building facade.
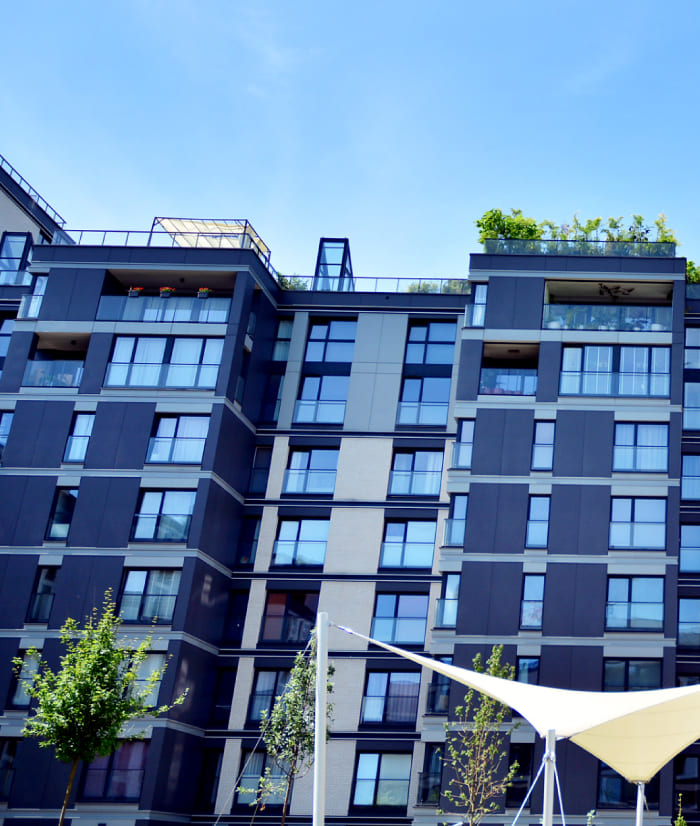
[0,154,697,826]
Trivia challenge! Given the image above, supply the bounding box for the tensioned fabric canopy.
[337,625,700,783]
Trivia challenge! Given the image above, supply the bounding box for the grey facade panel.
[549,485,610,555]
[472,409,534,476]
[0,554,37,627]
[457,560,523,636]
[1,400,73,468]
[553,411,614,477]
[79,331,112,394]
[0,330,33,392]
[49,555,124,629]
[0,475,56,546]
[543,563,606,637]
[84,401,154,469]
[68,477,140,549]
[39,267,105,322]
[536,340,562,403]
[465,483,528,553]
[484,276,544,330]
[455,339,482,401]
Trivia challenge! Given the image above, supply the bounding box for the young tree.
[239,635,334,826]
[442,644,519,826]
[13,591,185,826]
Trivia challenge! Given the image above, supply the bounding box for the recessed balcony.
[543,304,672,332]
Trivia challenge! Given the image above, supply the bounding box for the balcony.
[397,402,449,426]
[543,304,672,332]
[388,470,441,496]
[22,360,84,388]
[451,442,472,468]
[293,400,346,425]
[282,469,336,495]
[482,238,676,257]
[120,593,178,623]
[435,598,458,627]
[560,371,670,397]
[479,367,537,396]
[272,539,326,567]
[0,262,31,286]
[443,519,466,546]
[97,295,231,324]
[146,436,206,464]
[380,540,434,568]
[131,513,192,542]
[105,362,218,389]
[417,771,441,805]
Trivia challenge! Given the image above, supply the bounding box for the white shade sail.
[337,625,700,783]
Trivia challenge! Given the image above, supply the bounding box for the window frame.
[560,345,670,397]
[145,414,209,465]
[525,495,550,548]
[80,741,148,802]
[531,421,555,471]
[63,413,95,463]
[131,489,196,542]
[520,574,545,630]
[396,376,451,426]
[388,449,443,497]
[119,568,181,624]
[45,487,79,541]
[360,670,421,726]
[282,447,339,495]
[371,592,429,645]
[351,751,413,810]
[272,518,329,567]
[248,669,291,724]
[613,422,668,473]
[260,591,319,645]
[405,321,457,365]
[293,374,349,425]
[605,576,664,632]
[609,497,666,550]
[304,318,357,362]
[380,519,436,569]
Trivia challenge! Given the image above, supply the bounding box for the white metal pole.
[313,612,329,826]
[635,782,645,826]
[542,730,556,826]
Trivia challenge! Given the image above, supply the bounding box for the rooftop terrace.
[482,238,677,257]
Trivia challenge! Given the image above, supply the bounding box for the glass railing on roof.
[278,275,471,293]
[0,153,66,228]
[482,239,676,257]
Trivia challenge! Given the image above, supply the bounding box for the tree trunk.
[280,774,293,826]
[58,758,80,826]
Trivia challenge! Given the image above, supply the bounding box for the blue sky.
[3,0,699,278]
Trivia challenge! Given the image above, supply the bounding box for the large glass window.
[405,322,457,365]
[26,566,57,623]
[81,741,148,802]
[426,656,452,714]
[598,762,658,808]
[532,421,555,470]
[146,416,209,464]
[0,411,13,462]
[685,328,700,368]
[272,519,329,567]
[520,574,545,629]
[0,320,14,382]
[272,319,293,361]
[685,383,700,430]
[131,490,196,542]
[679,598,700,647]
[372,593,429,645]
[683,456,700,500]
[609,498,666,549]
[46,488,79,540]
[63,413,95,463]
[9,651,39,707]
[466,283,487,327]
[305,319,357,362]
[120,569,181,624]
[361,671,421,725]
[282,448,338,494]
[294,375,349,424]
[352,752,412,808]
[418,744,443,805]
[453,419,474,468]
[526,496,550,547]
[560,345,670,397]
[681,526,700,573]
[435,574,460,627]
[380,521,435,568]
[506,743,534,809]
[248,670,290,723]
[603,660,661,691]
[605,577,664,631]
[675,754,700,812]
[397,377,451,426]
[236,752,286,806]
[444,494,468,546]
[105,336,223,388]
[260,591,318,644]
[613,423,668,472]
[0,232,31,285]
[388,450,443,496]
[0,739,16,801]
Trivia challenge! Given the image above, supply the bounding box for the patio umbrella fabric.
[337,625,700,783]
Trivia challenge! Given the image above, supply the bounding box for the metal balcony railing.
[105,362,219,389]
[397,401,449,426]
[388,470,441,496]
[443,519,466,547]
[451,442,472,468]
[560,371,669,397]
[272,540,327,567]
[0,152,66,227]
[293,400,346,424]
[130,513,192,542]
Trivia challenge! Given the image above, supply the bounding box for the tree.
[687,260,700,283]
[13,591,185,826]
[441,644,519,826]
[239,635,334,826]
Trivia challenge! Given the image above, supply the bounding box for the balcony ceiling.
[546,280,672,303]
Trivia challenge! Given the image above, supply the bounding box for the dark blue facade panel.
[68,477,140,549]
[0,475,56,546]
[471,409,534,476]
[140,722,208,814]
[536,341,562,403]
[455,339,482,401]
[49,556,124,629]
[465,483,529,553]
[483,276,544,330]
[0,638,20,714]
[1,400,74,468]
[549,485,610,555]
[211,407,256,494]
[79,331,112,394]
[553,411,615,477]
[7,735,73,810]
[0,330,33,392]
[666,486,680,559]
[173,558,231,647]
[190,478,241,568]
[159,638,219,730]
[85,402,155,469]
[39,267,106,322]
[0,555,37,627]
[457,560,522,636]
[543,563,606,637]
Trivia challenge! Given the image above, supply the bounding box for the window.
[0,739,16,801]
[397,377,451,426]
[294,375,349,424]
[272,319,293,361]
[517,657,540,685]
[361,671,421,725]
[435,574,459,627]
[684,456,700,500]
[453,419,474,468]
[9,652,38,708]
[466,283,487,327]
[146,415,209,464]
[388,450,443,496]
[520,574,545,630]
[405,322,457,365]
[0,232,31,285]
[598,762,658,808]
[352,752,412,808]
[560,345,670,397]
[609,497,666,549]
[681,526,700,573]
[272,519,329,566]
[679,599,700,647]
[120,569,181,623]
[63,413,95,463]
[81,741,148,802]
[133,653,165,706]
[260,591,318,644]
[236,752,286,806]
[0,411,13,462]
[283,448,338,494]
[614,423,668,472]
[380,521,435,568]
[426,656,452,714]
[46,487,78,540]
[605,577,663,631]
[305,319,357,362]
[371,593,429,644]
[526,496,550,547]
[105,336,223,388]
[248,670,290,723]
[418,744,443,805]
[675,754,700,812]
[685,328,700,369]
[131,490,195,542]
[19,274,47,319]
[685,383,700,430]
[531,422,555,470]
[603,660,661,691]
[27,566,57,622]
[506,743,534,808]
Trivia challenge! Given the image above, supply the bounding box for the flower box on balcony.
[128,287,143,297]
[197,288,211,299]
[159,287,175,298]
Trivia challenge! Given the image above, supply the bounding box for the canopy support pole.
[635,782,645,826]
[542,730,556,826]
[313,612,329,826]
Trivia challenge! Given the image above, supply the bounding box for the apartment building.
[0,154,696,826]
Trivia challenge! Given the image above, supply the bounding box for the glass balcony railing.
[371,617,426,645]
[293,400,346,424]
[17,294,44,318]
[131,513,192,542]
[360,693,419,725]
[146,436,206,464]
[435,598,458,627]
[482,238,676,257]
[0,262,31,285]
[22,360,84,388]
[379,541,434,568]
[388,471,441,496]
[97,295,231,323]
[443,519,466,546]
[451,442,472,468]
[464,304,486,327]
[417,771,442,805]
[272,540,326,567]
[543,304,672,332]
[479,368,537,396]
[282,469,336,494]
[397,402,449,426]
[120,593,178,623]
[105,362,219,389]
[560,372,670,397]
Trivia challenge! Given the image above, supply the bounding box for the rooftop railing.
[0,153,66,228]
[279,275,471,293]
[482,239,677,257]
